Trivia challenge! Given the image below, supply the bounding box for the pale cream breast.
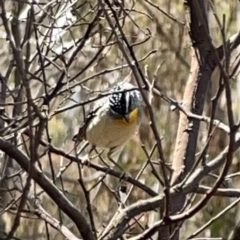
[85,113,139,149]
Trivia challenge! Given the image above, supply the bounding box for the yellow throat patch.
[115,108,139,125]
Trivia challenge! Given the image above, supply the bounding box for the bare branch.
[0,138,95,240]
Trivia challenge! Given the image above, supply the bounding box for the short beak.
[123,114,130,123]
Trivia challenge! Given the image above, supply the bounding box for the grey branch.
[0,137,95,240]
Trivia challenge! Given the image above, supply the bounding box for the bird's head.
[109,82,142,124]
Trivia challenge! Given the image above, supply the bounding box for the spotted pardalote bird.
[72,81,143,161]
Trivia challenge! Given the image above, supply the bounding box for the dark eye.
[128,94,132,110]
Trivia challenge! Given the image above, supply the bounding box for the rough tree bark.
[159,0,239,239]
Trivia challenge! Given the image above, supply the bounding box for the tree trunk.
[158,1,213,239]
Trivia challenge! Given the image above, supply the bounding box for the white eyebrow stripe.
[125,91,130,114]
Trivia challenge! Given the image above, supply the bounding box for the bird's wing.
[72,105,103,142]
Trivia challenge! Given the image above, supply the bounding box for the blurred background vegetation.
[0,0,240,239]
